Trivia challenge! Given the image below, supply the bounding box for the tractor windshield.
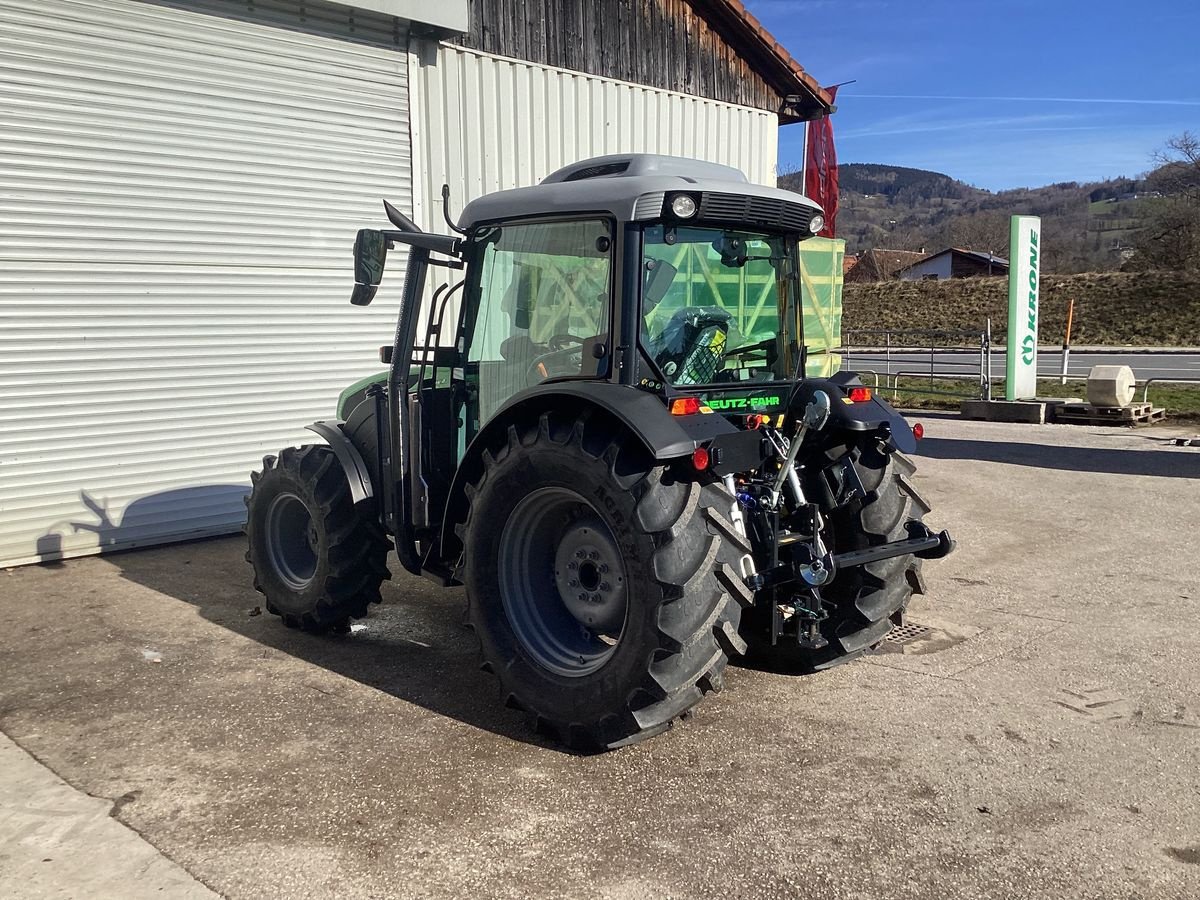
[640,225,799,387]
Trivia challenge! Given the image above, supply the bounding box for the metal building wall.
[0,0,412,566]
[408,40,780,235]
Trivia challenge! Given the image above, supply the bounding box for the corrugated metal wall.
[0,0,411,566]
[406,40,778,346]
[409,40,780,234]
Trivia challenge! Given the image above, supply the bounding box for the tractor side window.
[463,219,613,427]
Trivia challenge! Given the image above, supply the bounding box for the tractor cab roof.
[456,153,824,234]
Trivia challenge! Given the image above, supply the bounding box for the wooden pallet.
[1052,402,1166,425]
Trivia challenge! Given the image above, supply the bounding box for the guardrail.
[838,327,1200,410]
[840,321,994,401]
[1141,377,1200,404]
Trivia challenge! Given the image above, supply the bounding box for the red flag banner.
[804,85,839,238]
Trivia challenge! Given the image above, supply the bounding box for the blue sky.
[745,0,1200,190]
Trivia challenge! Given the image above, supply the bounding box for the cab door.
[458,218,615,438]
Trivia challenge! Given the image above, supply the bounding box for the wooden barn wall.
[458,0,786,114]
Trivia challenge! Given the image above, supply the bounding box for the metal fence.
[836,328,1200,409]
[838,321,994,402]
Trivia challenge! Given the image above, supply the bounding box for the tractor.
[245,154,953,749]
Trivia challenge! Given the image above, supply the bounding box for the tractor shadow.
[917,437,1200,478]
[41,487,576,753]
[115,536,576,752]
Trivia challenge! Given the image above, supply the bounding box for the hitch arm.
[833,526,955,569]
[742,523,954,594]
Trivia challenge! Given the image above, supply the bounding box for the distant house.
[896,248,1008,281]
[843,249,928,283]
[842,253,859,276]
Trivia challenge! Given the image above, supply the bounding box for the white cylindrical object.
[1086,365,1136,408]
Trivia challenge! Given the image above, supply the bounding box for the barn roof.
[699,1,834,119]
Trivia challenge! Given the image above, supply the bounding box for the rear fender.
[437,382,738,565]
[795,373,918,454]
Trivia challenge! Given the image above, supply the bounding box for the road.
[841,349,1200,383]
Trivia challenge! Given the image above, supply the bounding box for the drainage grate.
[885,622,932,645]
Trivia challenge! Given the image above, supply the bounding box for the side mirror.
[351,229,388,306]
[803,390,831,431]
[350,284,378,307]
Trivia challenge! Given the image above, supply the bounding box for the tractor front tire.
[461,412,752,750]
[245,444,390,632]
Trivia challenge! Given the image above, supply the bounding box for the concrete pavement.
[1,417,1198,899]
[0,734,219,899]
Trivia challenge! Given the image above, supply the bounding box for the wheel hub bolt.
[568,560,578,570]
[590,593,601,604]
[575,549,586,559]
[599,563,609,573]
[568,578,578,588]
[578,592,588,602]
[589,551,600,560]
[600,581,611,592]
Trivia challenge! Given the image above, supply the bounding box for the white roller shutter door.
[0,0,411,566]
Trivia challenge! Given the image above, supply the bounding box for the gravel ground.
[1,417,1198,899]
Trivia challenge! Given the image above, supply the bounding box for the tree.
[1131,132,1200,271]
[938,211,1009,256]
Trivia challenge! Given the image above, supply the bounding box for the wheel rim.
[498,487,628,677]
[264,492,318,590]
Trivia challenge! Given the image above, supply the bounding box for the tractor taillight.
[691,447,711,471]
[913,422,925,440]
[847,386,873,403]
[670,397,702,416]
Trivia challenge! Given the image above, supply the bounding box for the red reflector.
[745,413,766,429]
[913,422,925,440]
[847,386,873,403]
[691,447,710,471]
[670,397,702,416]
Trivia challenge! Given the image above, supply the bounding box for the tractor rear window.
[641,225,799,387]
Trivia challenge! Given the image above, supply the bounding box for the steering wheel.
[528,334,588,384]
[546,333,586,352]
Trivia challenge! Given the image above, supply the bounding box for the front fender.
[305,421,374,506]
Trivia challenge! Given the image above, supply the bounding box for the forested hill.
[836,163,984,204]
[779,164,1153,273]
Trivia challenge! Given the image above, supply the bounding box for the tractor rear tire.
[743,446,927,671]
[245,444,390,632]
[461,412,752,750]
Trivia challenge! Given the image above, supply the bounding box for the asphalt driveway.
[1,418,1198,899]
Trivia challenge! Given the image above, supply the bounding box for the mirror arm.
[381,229,461,258]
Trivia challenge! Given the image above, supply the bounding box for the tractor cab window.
[463,219,613,427]
[641,225,798,386]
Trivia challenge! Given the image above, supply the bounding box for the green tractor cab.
[245,154,953,749]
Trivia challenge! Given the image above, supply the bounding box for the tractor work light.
[808,214,825,235]
[670,194,698,218]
